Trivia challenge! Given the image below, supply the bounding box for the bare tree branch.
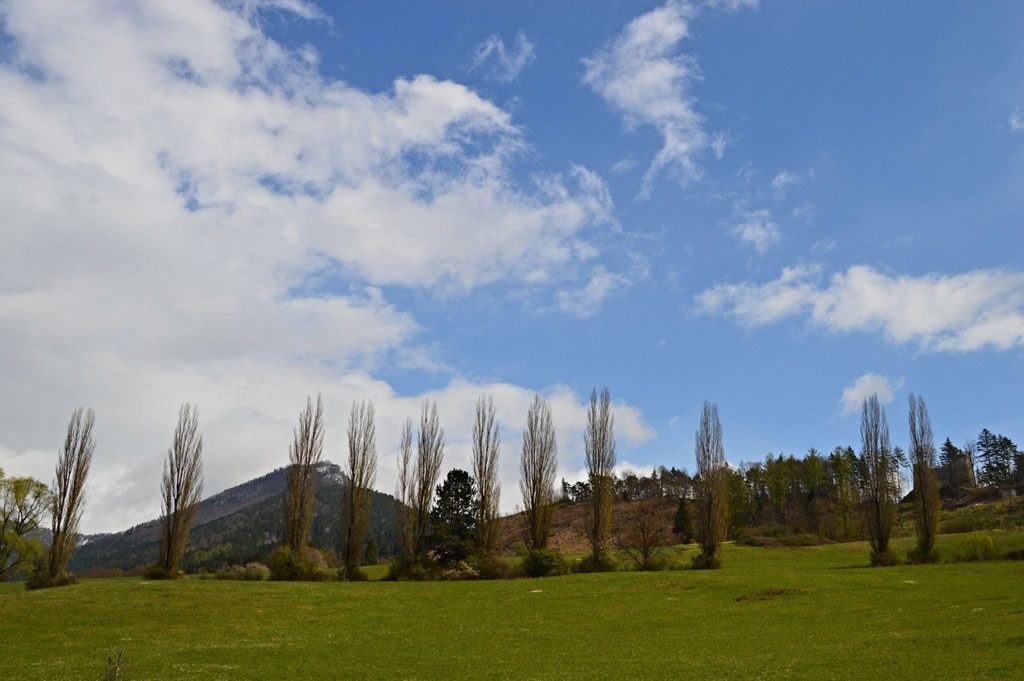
[860,394,898,564]
[693,401,727,568]
[284,394,324,551]
[49,407,95,581]
[159,403,204,574]
[584,387,616,560]
[471,395,501,554]
[908,392,940,562]
[520,394,557,551]
[342,399,377,579]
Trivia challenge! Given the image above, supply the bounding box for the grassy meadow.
[2,531,1023,680]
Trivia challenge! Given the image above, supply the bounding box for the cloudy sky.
[2,0,1022,534]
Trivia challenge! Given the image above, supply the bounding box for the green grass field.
[2,532,1023,680]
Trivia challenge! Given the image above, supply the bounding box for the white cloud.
[556,253,649,319]
[1011,106,1024,133]
[839,373,903,417]
[704,0,759,11]
[770,170,800,196]
[469,31,536,83]
[582,0,753,196]
[241,0,330,23]
[792,203,816,221]
[0,0,639,532]
[697,264,1024,352]
[557,267,632,319]
[730,207,781,254]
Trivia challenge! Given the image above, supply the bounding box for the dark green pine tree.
[939,438,960,467]
[672,498,693,544]
[429,469,477,566]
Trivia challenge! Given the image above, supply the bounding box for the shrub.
[736,535,779,547]
[473,553,513,580]
[25,568,77,590]
[384,555,443,581]
[142,564,183,580]
[443,561,479,581]
[522,549,569,577]
[954,533,996,562]
[1000,546,1024,561]
[908,545,940,564]
[512,541,529,558]
[869,548,901,567]
[573,553,617,574]
[268,546,307,581]
[690,553,720,570]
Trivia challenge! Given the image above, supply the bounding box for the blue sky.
[1,0,1023,532]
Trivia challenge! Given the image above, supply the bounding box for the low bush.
[690,553,721,570]
[736,535,779,547]
[908,545,940,564]
[954,533,996,562]
[268,546,310,581]
[1001,546,1024,561]
[869,549,901,567]
[25,568,76,590]
[141,564,183,580]
[473,553,514,580]
[384,555,444,581]
[522,549,570,577]
[572,553,617,574]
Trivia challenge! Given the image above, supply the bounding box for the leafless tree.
[693,401,727,569]
[411,400,445,557]
[284,394,324,551]
[584,387,616,560]
[907,392,940,563]
[859,394,898,565]
[395,418,415,560]
[342,400,377,580]
[520,394,557,550]
[617,499,669,570]
[158,404,204,574]
[471,395,501,554]
[49,407,95,581]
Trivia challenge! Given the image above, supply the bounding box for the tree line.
[3,388,1021,586]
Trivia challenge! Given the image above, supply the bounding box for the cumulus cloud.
[470,31,536,82]
[730,208,781,254]
[839,373,903,417]
[582,0,754,196]
[696,264,1024,351]
[0,0,637,532]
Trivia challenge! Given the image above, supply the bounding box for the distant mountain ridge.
[68,462,400,573]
